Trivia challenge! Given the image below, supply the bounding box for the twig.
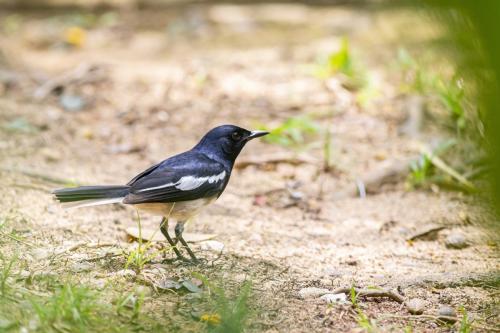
[0,232,34,247]
[381,313,454,325]
[381,314,500,332]
[34,63,107,100]
[86,242,116,249]
[407,225,446,241]
[53,241,117,257]
[333,287,405,303]
[82,253,122,262]
[54,241,87,256]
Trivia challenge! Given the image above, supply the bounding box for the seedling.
[124,211,169,272]
[408,153,434,188]
[457,306,473,333]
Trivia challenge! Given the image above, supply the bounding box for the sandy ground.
[0,3,498,332]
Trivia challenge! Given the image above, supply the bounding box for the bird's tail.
[52,185,130,208]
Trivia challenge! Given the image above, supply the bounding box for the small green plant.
[313,37,367,90]
[350,288,377,333]
[397,48,469,133]
[436,77,466,132]
[408,153,434,188]
[397,48,435,94]
[407,140,460,190]
[31,284,107,333]
[124,210,169,271]
[457,306,473,333]
[328,37,355,77]
[257,116,320,148]
[194,273,252,333]
[0,253,17,296]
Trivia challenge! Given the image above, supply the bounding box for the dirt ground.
[0,3,498,332]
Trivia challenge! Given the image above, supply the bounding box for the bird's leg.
[175,221,200,264]
[160,217,187,262]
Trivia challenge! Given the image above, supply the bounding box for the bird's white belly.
[133,197,216,220]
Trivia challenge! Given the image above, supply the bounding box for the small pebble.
[19,270,31,279]
[199,240,224,252]
[320,293,348,304]
[93,279,106,290]
[71,262,93,273]
[345,259,358,266]
[59,94,86,112]
[298,287,330,299]
[31,248,51,260]
[115,269,137,278]
[135,285,152,297]
[445,233,469,249]
[438,305,457,322]
[406,298,426,315]
[289,191,304,201]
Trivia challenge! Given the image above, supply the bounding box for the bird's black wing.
[126,161,163,185]
[123,152,228,204]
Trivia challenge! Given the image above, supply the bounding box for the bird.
[52,125,268,264]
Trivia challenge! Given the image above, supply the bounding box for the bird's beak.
[246,130,269,140]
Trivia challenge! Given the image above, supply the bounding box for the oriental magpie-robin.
[53,125,268,263]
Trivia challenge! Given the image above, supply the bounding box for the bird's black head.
[193,125,268,166]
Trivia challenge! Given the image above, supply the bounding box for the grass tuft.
[194,273,253,333]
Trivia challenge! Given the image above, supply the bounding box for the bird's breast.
[133,196,217,220]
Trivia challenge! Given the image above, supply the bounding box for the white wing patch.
[136,170,226,193]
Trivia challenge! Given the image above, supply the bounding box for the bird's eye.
[231,131,242,141]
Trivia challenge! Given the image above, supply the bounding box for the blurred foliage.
[407,140,465,191]
[257,116,320,148]
[312,37,367,90]
[397,48,472,136]
[413,0,500,240]
[396,44,488,194]
[311,37,379,106]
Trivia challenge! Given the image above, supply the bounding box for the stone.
[71,262,93,273]
[199,240,225,252]
[438,305,457,322]
[31,248,51,260]
[406,298,426,315]
[135,285,152,297]
[19,270,31,279]
[93,279,107,290]
[59,94,86,112]
[445,233,468,249]
[298,287,330,299]
[320,293,348,304]
[115,269,137,278]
